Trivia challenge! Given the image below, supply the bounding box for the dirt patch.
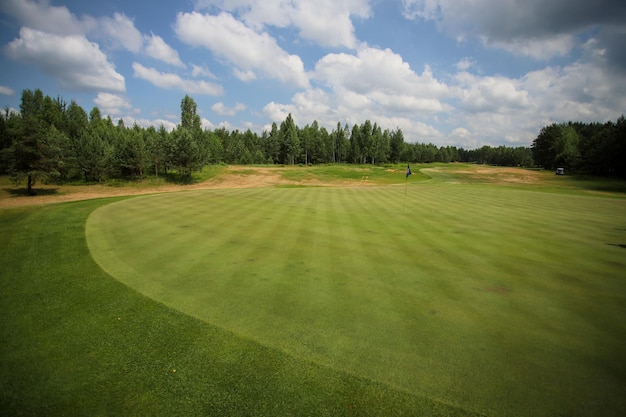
[0,166,364,209]
[424,166,543,185]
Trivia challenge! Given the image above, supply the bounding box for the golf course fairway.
[86,182,626,416]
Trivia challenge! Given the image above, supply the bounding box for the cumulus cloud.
[314,46,451,114]
[444,46,626,147]
[191,64,216,79]
[211,102,246,116]
[5,27,125,92]
[2,0,186,68]
[257,44,461,142]
[455,57,474,71]
[132,62,223,95]
[144,33,185,67]
[521,61,626,122]
[285,0,371,48]
[233,68,257,82]
[120,117,178,132]
[175,11,309,87]
[100,12,143,53]
[0,0,94,36]
[454,72,531,113]
[94,92,136,116]
[0,86,15,96]
[194,0,370,48]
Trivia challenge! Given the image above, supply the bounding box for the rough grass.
[2,165,626,417]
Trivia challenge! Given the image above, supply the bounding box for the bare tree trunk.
[27,174,34,195]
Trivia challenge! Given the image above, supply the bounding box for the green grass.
[0,200,474,417]
[2,165,626,416]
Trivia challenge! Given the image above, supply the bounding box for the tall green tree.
[73,118,113,182]
[553,125,581,170]
[279,113,299,165]
[3,89,64,194]
[359,120,373,164]
[265,122,280,163]
[531,123,560,169]
[171,127,201,179]
[180,95,201,132]
[0,107,20,174]
[349,124,360,163]
[389,128,405,163]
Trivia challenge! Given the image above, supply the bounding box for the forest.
[1,89,624,193]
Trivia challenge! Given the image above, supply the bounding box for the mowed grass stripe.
[86,185,626,417]
[4,201,482,417]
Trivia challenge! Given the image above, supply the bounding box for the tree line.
[3,88,621,193]
[531,118,626,177]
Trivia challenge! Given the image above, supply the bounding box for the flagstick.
[404,163,410,212]
[404,178,406,213]
[403,175,407,213]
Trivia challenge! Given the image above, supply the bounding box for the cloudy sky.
[1,0,625,147]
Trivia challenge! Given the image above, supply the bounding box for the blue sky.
[1,0,625,148]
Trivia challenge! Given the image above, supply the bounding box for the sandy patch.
[0,166,362,209]
[423,166,543,184]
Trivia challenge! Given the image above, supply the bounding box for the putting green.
[86,184,626,416]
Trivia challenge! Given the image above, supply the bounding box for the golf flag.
[406,164,412,178]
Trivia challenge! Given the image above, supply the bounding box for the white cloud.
[200,117,216,130]
[262,89,446,144]
[132,62,224,95]
[121,117,178,132]
[5,27,125,92]
[450,127,471,138]
[94,92,136,116]
[444,44,626,147]
[211,102,246,116]
[288,0,370,48]
[401,0,442,21]
[0,0,94,36]
[313,46,451,113]
[100,12,143,53]
[259,45,456,143]
[191,64,216,79]
[2,1,186,68]
[454,72,531,113]
[484,33,576,60]
[144,34,185,67]
[233,68,257,82]
[455,57,474,71]
[0,86,15,96]
[175,11,309,88]
[194,0,370,48]
[521,61,626,122]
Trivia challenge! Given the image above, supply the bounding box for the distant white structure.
[556,167,565,175]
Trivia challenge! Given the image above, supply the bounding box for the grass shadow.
[569,176,626,194]
[5,187,61,197]
[606,243,626,249]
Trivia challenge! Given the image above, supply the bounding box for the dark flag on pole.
[406,164,412,178]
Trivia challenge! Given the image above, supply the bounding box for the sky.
[1,0,625,148]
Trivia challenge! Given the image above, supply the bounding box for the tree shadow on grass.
[161,172,197,185]
[606,243,626,249]
[570,176,626,194]
[6,187,60,197]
